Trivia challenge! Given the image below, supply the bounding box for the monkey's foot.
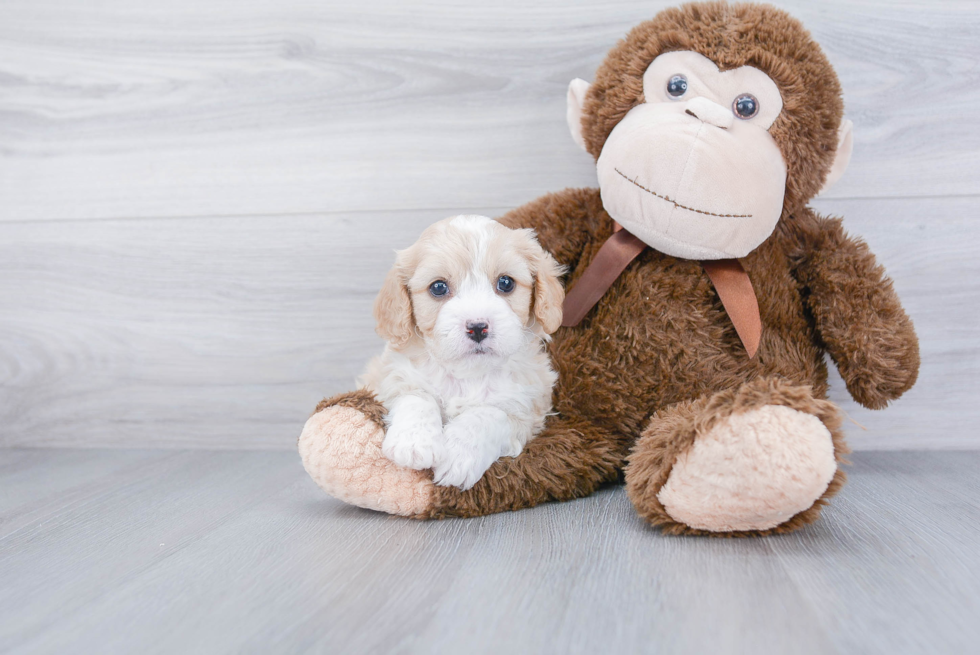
[298,403,435,517]
[659,405,837,532]
[626,378,847,536]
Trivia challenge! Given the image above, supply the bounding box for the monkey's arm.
[786,210,919,409]
[498,188,607,269]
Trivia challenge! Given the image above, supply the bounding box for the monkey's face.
[595,51,787,260]
[569,39,853,261]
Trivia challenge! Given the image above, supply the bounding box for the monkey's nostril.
[465,321,489,343]
[684,99,732,129]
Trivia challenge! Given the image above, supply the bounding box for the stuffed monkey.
[298,2,919,536]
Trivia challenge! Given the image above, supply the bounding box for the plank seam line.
[1,193,978,225]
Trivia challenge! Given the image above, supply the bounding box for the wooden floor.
[1,2,978,652]
[1,448,977,654]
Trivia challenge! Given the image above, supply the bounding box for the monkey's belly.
[550,253,826,427]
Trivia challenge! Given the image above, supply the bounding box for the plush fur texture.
[628,376,848,536]
[298,392,434,517]
[299,2,919,535]
[361,215,564,490]
[581,1,845,219]
[589,49,791,259]
[657,403,837,532]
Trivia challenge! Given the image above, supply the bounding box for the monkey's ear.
[566,78,591,152]
[818,119,853,196]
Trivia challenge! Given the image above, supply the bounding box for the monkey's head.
[568,2,852,260]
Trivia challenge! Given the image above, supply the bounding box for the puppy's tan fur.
[375,218,563,349]
[362,215,566,491]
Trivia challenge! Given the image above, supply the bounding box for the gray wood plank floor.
[1,448,977,654]
[3,4,975,651]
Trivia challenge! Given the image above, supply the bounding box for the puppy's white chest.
[427,367,513,420]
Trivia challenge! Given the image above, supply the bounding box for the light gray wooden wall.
[1,0,977,450]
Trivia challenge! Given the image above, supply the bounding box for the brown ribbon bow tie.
[560,224,762,358]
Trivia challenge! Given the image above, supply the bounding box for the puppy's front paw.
[432,452,485,491]
[382,418,444,470]
[432,424,499,490]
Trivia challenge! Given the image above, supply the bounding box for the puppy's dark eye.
[666,74,688,98]
[428,280,449,297]
[733,93,759,119]
[496,275,515,294]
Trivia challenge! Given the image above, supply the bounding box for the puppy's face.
[375,215,564,362]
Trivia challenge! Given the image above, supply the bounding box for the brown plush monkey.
[298,2,919,535]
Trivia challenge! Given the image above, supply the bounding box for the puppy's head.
[374,215,564,362]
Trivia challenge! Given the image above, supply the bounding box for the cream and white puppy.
[359,215,565,490]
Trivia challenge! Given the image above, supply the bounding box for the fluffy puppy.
[359,215,565,490]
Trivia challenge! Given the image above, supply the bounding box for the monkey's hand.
[788,211,920,409]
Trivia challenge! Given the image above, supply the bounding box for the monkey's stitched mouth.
[614,168,752,219]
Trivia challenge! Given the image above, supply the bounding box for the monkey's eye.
[666,74,688,98]
[429,280,450,297]
[733,93,759,119]
[496,275,515,294]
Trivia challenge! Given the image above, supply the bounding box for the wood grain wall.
[1,0,977,449]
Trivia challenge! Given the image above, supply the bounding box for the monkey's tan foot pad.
[298,406,435,517]
[658,405,837,532]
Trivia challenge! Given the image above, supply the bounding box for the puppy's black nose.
[465,321,489,343]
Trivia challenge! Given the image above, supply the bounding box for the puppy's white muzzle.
[432,279,524,362]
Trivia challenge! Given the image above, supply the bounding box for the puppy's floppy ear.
[525,232,566,335]
[374,250,416,348]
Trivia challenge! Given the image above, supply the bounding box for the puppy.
[359,215,565,490]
